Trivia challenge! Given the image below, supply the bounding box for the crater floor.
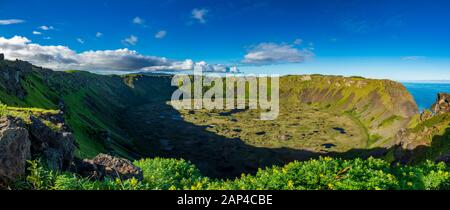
[120,100,371,178]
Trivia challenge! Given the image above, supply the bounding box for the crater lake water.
[402,83,450,111]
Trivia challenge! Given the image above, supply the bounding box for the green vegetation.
[403,112,450,162]
[412,114,450,133]
[0,102,61,130]
[2,67,144,158]
[135,158,204,190]
[379,115,403,128]
[15,160,146,190]
[14,157,450,190]
[3,58,449,190]
[179,104,370,151]
[21,73,59,109]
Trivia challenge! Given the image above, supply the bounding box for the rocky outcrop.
[72,154,143,181]
[395,126,438,151]
[436,153,450,164]
[394,92,450,163]
[0,117,31,184]
[432,93,450,114]
[420,109,433,122]
[0,58,32,99]
[28,116,75,171]
[0,112,138,185]
[0,113,76,185]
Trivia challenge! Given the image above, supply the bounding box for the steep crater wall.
[280,75,419,147]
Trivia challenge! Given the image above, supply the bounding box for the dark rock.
[28,116,76,171]
[432,93,450,114]
[0,53,4,61]
[420,109,433,121]
[13,59,33,73]
[72,154,143,181]
[58,100,66,112]
[0,63,26,99]
[72,158,103,179]
[0,116,31,184]
[436,153,450,163]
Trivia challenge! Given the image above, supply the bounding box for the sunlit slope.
[279,75,418,147]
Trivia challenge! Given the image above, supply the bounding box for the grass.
[12,157,450,190]
[378,115,403,128]
[62,89,108,158]
[0,102,62,131]
[21,73,59,109]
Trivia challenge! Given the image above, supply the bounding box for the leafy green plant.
[0,102,8,117]
[134,158,205,190]
[13,157,450,190]
[23,160,57,190]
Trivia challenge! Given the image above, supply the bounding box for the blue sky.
[1,0,450,80]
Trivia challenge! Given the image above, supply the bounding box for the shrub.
[23,160,58,190]
[13,157,450,190]
[393,161,450,190]
[134,158,205,190]
[205,157,398,190]
[0,102,8,117]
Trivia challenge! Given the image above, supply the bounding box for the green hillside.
[2,58,449,181]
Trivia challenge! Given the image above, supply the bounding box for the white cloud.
[76,38,85,44]
[0,19,25,25]
[293,39,303,45]
[122,35,138,46]
[96,32,103,38]
[193,62,239,73]
[141,59,194,71]
[0,36,79,70]
[141,60,238,73]
[242,42,314,65]
[0,35,236,73]
[132,17,145,25]
[402,56,426,61]
[155,30,167,39]
[191,8,208,23]
[33,31,42,35]
[39,25,54,31]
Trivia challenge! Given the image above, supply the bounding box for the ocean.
[402,83,450,111]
